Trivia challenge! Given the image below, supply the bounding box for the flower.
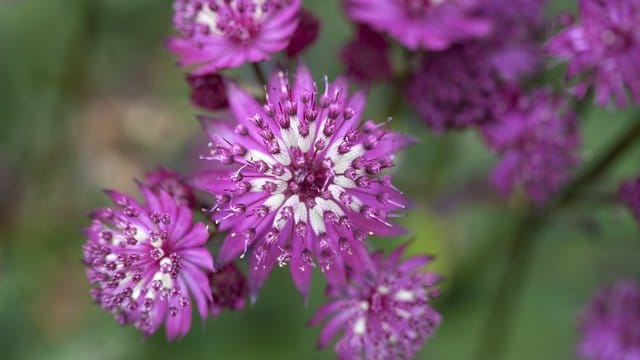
[187,73,229,111]
[285,9,320,57]
[209,263,247,316]
[344,0,491,51]
[192,62,411,297]
[577,280,640,360]
[547,0,640,107]
[619,176,640,223]
[168,0,301,74]
[83,185,214,340]
[308,245,442,360]
[481,89,581,205]
[340,24,392,85]
[145,167,197,209]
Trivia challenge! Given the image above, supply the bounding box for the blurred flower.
[341,24,392,85]
[547,0,640,107]
[209,263,247,316]
[285,9,320,57]
[169,0,301,74]
[308,245,441,360]
[619,176,640,223]
[343,0,491,51]
[83,185,214,340]
[577,280,640,360]
[187,73,229,111]
[145,167,197,209]
[191,62,410,297]
[481,89,581,205]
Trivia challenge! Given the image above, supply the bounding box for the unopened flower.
[308,245,441,360]
[577,280,640,360]
[145,167,197,209]
[83,185,214,340]
[481,89,581,204]
[209,263,247,316]
[344,0,491,51]
[619,176,640,223]
[187,73,228,111]
[192,62,410,297]
[285,9,320,57]
[169,0,301,74]
[341,24,392,85]
[547,0,640,107]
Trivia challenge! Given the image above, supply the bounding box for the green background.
[1,0,639,359]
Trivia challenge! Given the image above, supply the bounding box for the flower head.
[192,62,411,297]
[83,185,214,340]
[309,245,442,360]
[145,167,197,209]
[619,176,640,223]
[285,9,320,57]
[577,280,640,360]
[209,263,247,316]
[187,73,229,111]
[341,24,393,85]
[344,0,491,51]
[481,89,581,204]
[169,0,301,74]
[547,0,640,107]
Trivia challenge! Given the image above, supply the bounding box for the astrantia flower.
[192,63,411,297]
[481,89,581,204]
[169,0,301,74]
[83,185,214,340]
[187,73,229,111]
[145,167,197,209]
[344,0,491,51]
[341,24,392,85]
[547,0,640,107]
[285,9,320,57]
[577,280,640,360]
[209,263,247,316]
[308,245,441,360]
[619,176,640,223]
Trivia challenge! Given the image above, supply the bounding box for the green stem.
[474,116,640,360]
[251,62,267,87]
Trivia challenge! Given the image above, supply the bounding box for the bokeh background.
[1,1,639,359]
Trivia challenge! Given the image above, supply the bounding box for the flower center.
[287,159,331,203]
[402,0,446,18]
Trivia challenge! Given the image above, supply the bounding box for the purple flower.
[619,176,640,223]
[285,9,320,57]
[191,62,411,297]
[547,0,640,107]
[308,245,441,360]
[187,73,229,111]
[83,185,214,340]
[344,0,491,51]
[481,89,581,205]
[209,263,247,316]
[577,280,640,360]
[340,24,393,85]
[168,0,301,74]
[145,167,197,209]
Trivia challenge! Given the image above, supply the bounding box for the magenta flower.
[168,0,301,74]
[285,9,320,57]
[209,263,247,316]
[145,167,197,209]
[341,24,392,85]
[619,176,640,223]
[187,73,229,111]
[308,245,441,360]
[344,0,491,51]
[191,63,411,297]
[481,89,581,205]
[83,185,214,340]
[547,0,640,107]
[577,280,640,360]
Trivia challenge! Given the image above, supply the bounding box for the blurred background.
[1,0,639,359]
